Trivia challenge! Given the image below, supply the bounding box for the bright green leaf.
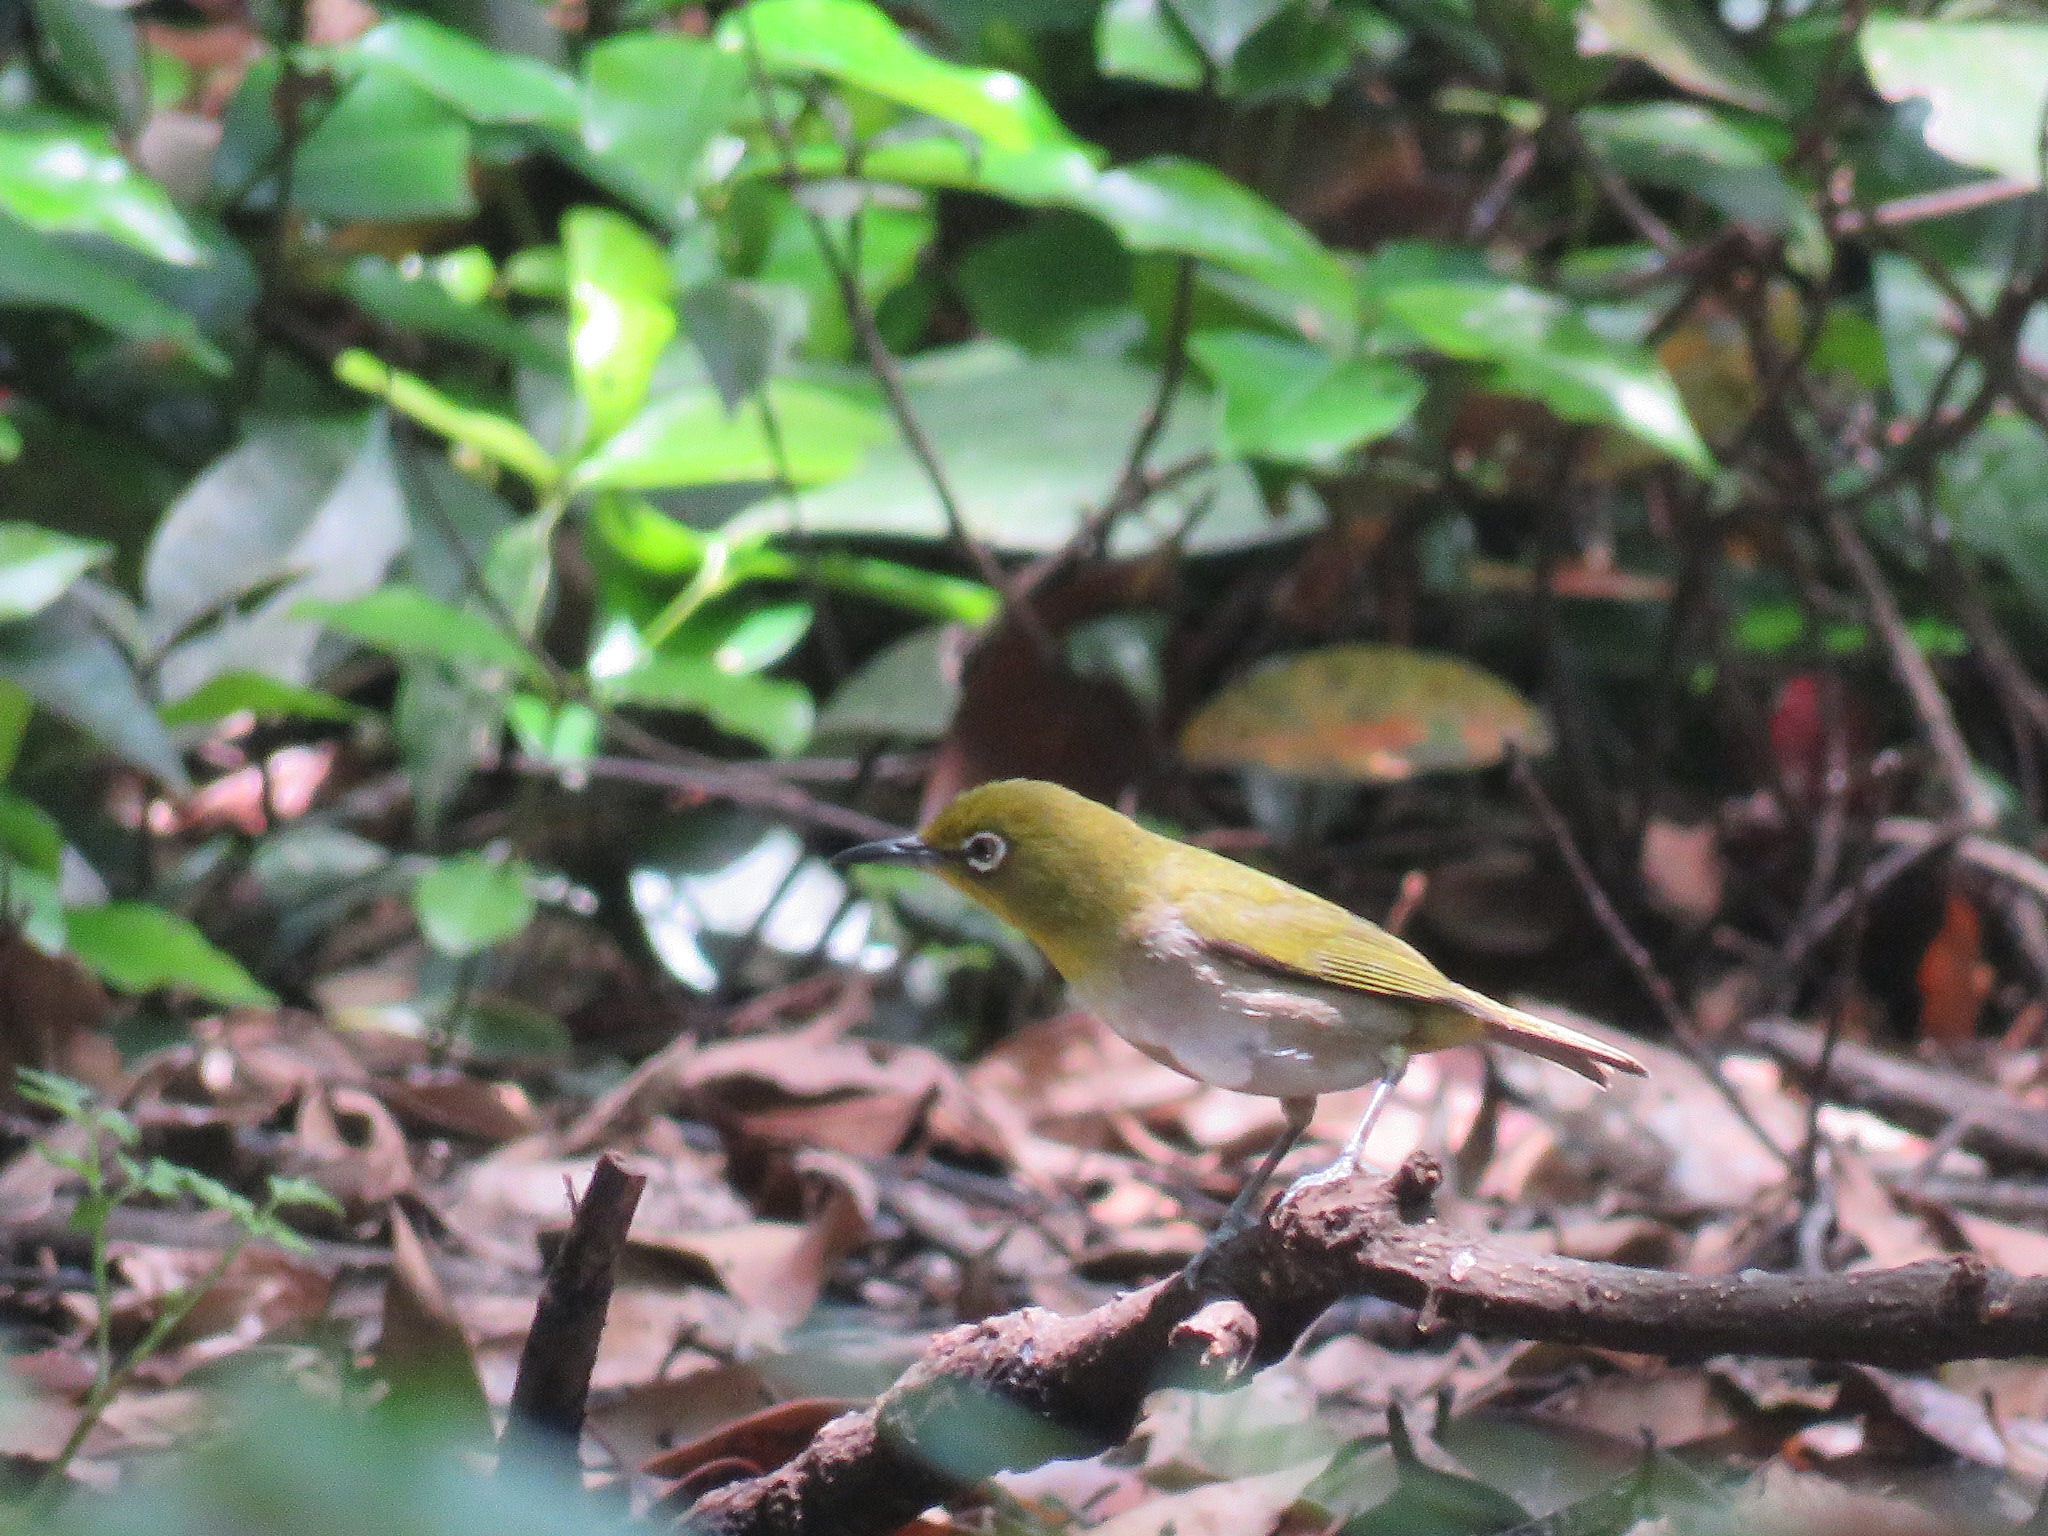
[66,901,275,1007]
[719,0,1074,153]
[356,16,582,128]
[413,851,536,957]
[0,126,205,264]
[571,382,887,491]
[0,788,64,877]
[712,602,812,674]
[335,350,558,488]
[0,523,109,622]
[564,207,677,447]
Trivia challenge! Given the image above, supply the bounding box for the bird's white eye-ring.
[962,831,1007,873]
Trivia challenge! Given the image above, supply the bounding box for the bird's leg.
[1279,1055,1407,1202]
[1183,1094,1316,1285]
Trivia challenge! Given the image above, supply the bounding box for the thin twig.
[1822,503,1999,829]
[1511,754,1793,1166]
[513,749,902,843]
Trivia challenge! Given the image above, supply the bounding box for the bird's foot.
[1275,1153,1380,1211]
[1181,1207,1260,1290]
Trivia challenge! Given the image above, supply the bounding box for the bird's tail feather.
[1449,989,1648,1086]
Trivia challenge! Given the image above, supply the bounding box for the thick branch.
[681,1155,2048,1536]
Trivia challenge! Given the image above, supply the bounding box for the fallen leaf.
[370,1203,491,1441]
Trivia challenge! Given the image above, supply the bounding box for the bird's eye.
[961,831,1007,873]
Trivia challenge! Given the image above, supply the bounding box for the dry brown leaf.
[642,1396,856,1481]
[1534,1366,1742,1449]
[586,1362,777,1478]
[1640,816,1726,930]
[110,1244,330,1381]
[1832,1144,1945,1269]
[284,1083,415,1214]
[372,1073,538,1144]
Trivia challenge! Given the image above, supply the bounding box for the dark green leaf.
[0,522,109,621]
[682,282,781,410]
[413,851,536,956]
[0,596,187,789]
[815,623,964,741]
[66,901,275,1006]
[0,212,227,371]
[30,0,146,132]
[956,213,1134,353]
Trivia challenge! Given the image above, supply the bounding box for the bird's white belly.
[1072,919,1410,1098]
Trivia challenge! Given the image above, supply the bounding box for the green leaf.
[1381,279,1713,472]
[682,282,780,409]
[0,678,32,780]
[1165,0,1285,68]
[355,16,581,129]
[294,69,475,221]
[302,585,544,682]
[335,351,557,488]
[564,207,677,448]
[0,597,187,790]
[602,657,813,755]
[571,382,887,491]
[0,212,228,372]
[0,788,65,877]
[145,416,411,700]
[712,602,812,674]
[160,671,366,727]
[1191,331,1424,467]
[1098,0,1206,87]
[31,0,146,132]
[759,197,933,361]
[815,623,964,741]
[66,901,275,1007]
[807,553,998,624]
[1577,103,1823,269]
[581,33,746,218]
[1861,18,2048,186]
[412,851,536,957]
[0,523,109,621]
[730,342,1319,554]
[957,213,1134,354]
[1577,0,1782,114]
[719,0,1074,153]
[0,125,205,264]
[344,257,563,371]
[1069,158,1354,345]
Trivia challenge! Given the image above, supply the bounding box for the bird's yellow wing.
[1166,859,1459,1004]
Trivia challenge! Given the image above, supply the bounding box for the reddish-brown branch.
[681,1154,2048,1536]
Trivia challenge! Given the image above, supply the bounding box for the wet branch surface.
[681,1153,2048,1536]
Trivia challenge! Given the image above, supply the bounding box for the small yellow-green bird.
[836,779,1645,1257]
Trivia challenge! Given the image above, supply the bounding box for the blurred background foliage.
[5,0,2048,1335]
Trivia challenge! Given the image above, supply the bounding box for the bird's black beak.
[831,834,939,869]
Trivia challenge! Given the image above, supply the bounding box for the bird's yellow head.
[833,779,1153,979]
